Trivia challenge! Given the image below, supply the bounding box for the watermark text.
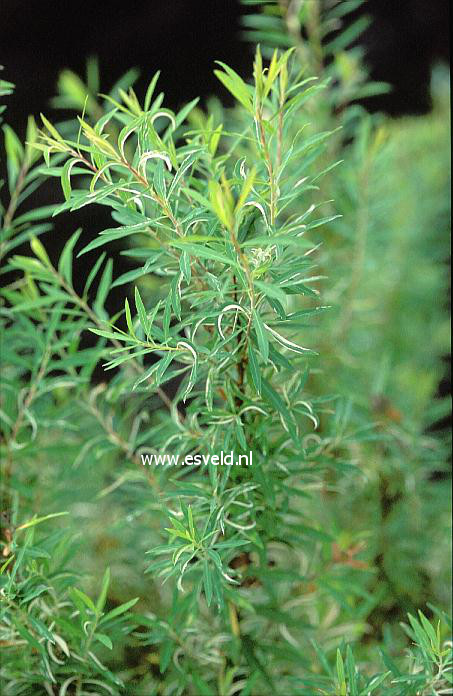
[140,451,253,467]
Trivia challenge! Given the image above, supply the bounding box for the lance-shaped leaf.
[214,62,254,113]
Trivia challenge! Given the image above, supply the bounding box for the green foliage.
[1,2,450,693]
[1,517,138,693]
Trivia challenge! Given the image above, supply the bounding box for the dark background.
[1,0,450,405]
[1,0,450,243]
[1,0,450,133]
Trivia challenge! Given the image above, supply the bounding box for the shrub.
[1,1,451,693]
